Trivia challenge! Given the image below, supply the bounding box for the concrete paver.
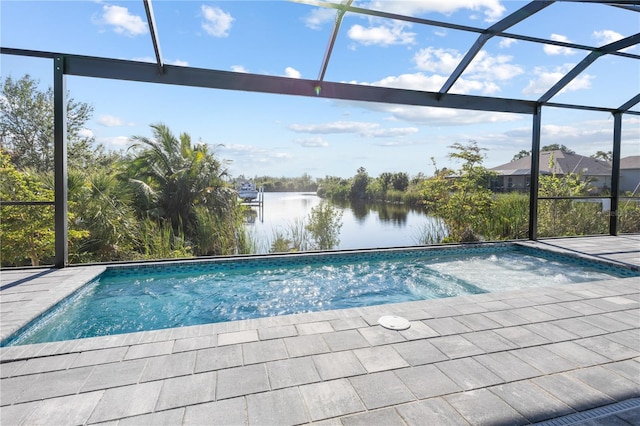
[154,371,216,411]
[283,334,330,357]
[1,236,639,425]
[474,351,542,382]
[352,346,409,373]
[349,371,415,409]
[341,407,406,426]
[246,387,309,425]
[435,357,504,390]
[216,363,270,400]
[299,379,364,421]
[391,339,448,365]
[489,380,574,423]
[445,389,529,425]
[87,380,163,423]
[81,358,148,392]
[312,351,367,380]
[242,339,288,365]
[182,397,246,425]
[430,334,484,358]
[532,373,616,411]
[23,391,104,426]
[266,356,321,389]
[396,363,462,399]
[396,398,472,425]
[321,329,369,351]
[194,344,242,373]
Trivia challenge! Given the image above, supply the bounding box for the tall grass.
[537,199,608,237]
[139,218,192,259]
[268,219,311,253]
[480,192,529,240]
[619,200,640,234]
[411,218,449,245]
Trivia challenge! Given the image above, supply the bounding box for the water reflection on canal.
[244,192,439,253]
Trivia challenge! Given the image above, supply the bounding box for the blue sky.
[1,1,638,179]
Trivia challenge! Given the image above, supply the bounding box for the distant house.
[490,150,612,193]
[620,156,640,195]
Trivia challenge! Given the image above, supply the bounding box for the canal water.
[243,192,439,253]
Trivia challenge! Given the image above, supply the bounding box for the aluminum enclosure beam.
[63,54,537,114]
[528,104,542,240]
[539,33,640,103]
[439,1,553,95]
[143,0,164,74]
[617,93,640,112]
[53,56,68,268]
[610,113,622,235]
[293,0,640,61]
[317,0,352,83]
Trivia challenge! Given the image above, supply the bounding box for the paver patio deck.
[1,235,639,425]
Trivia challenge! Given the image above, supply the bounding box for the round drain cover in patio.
[378,315,411,330]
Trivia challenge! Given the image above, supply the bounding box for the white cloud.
[498,38,516,49]
[347,21,416,46]
[367,72,445,91]
[285,67,301,78]
[522,64,593,96]
[220,143,294,164]
[363,71,498,95]
[270,152,295,160]
[593,29,624,46]
[466,51,523,81]
[231,65,248,73]
[303,8,336,30]
[334,74,523,125]
[98,115,134,127]
[414,47,462,74]
[289,121,418,138]
[201,5,233,37]
[370,127,419,137]
[170,59,189,67]
[592,29,635,52]
[543,34,577,56]
[413,48,523,82]
[504,118,640,155]
[385,105,519,125]
[294,137,329,147]
[410,48,522,95]
[366,0,506,22]
[99,5,147,37]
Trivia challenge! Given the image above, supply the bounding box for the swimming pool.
[3,244,638,346]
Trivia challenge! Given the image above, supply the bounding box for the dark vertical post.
[528,103,542,240]
[54,55,68,268]
[610,112,622,235]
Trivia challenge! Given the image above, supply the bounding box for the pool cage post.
[609,112,622,236]
[54,55,69,268]
[528,103,542,240]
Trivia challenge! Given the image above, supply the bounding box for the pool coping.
[1,236,639,425]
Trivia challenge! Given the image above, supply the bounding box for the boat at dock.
[237,181,259,201]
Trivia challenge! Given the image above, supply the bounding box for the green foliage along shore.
[1,74,638,266]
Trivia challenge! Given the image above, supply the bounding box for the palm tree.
[125,123,242,255]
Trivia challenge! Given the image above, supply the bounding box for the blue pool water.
[4,244,638,346]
